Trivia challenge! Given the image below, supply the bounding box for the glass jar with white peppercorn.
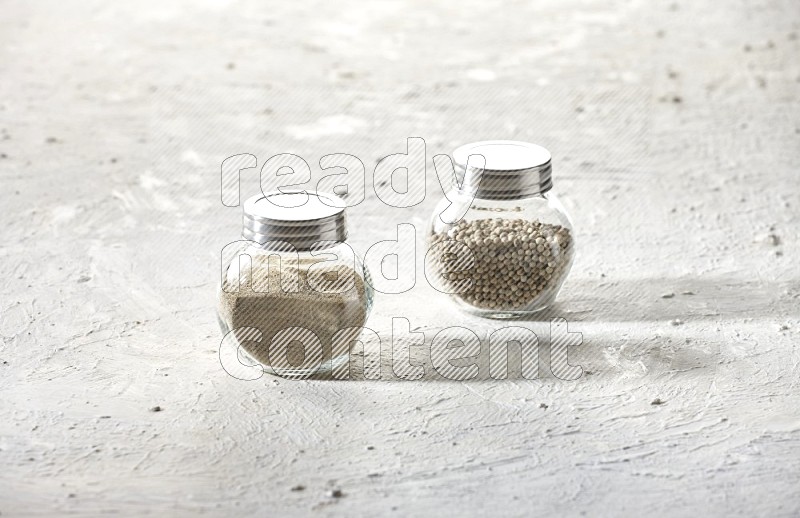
[427,141,575,319]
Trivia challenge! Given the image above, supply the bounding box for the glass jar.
[427,141,575,319]
[217,191,373,378]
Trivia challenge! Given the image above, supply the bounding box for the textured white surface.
[1,0,799,516]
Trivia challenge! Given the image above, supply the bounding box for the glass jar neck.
[243,238,345,253]
[451,189,549,205]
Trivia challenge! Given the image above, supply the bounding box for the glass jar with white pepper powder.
[217,191,373,378]
[426,141,575,319]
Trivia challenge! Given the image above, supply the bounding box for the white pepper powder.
[217,255,368,369]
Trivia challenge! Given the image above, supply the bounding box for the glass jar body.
[216,241,373,377]
[427,191,575,319]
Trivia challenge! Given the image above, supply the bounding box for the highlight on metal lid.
[241,190,347,250]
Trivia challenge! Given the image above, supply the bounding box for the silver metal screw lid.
[242,191,347,250]
[453,140,553,200]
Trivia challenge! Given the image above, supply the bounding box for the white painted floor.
[1,0,799,515]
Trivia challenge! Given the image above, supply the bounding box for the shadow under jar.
[427,141,575,319]
[217,191,373,378]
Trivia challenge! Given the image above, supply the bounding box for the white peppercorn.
[429,217,574,312]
